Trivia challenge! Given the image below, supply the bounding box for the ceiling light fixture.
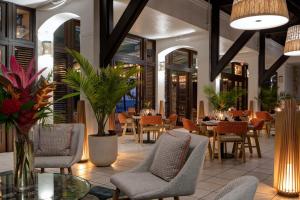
[284,25,300,56]
[230,0,289,30]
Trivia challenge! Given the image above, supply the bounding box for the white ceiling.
[114,0,202,40]
[3,0,48,7]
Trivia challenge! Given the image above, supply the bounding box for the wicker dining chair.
[214,121,248,162]
[182,118,213,160]
[139,116,163,143]
[245,118,264,158]
[255,111,274,137]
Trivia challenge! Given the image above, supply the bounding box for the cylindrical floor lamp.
[274,100,300,197]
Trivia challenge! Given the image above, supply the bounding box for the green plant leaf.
[20,100,35,110]
[55,92,80,103]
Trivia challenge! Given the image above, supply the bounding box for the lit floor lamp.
[274,100,300,197]
[77,100,89,162]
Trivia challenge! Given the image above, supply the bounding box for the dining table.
[131,114,167,143]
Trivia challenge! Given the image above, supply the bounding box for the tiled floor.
[0,128,298,200]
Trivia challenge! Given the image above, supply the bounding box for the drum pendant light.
[284,25,300,56]
[230,0,289,30]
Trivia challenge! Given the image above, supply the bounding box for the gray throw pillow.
[150,131,191,181]
[35,124,73,156]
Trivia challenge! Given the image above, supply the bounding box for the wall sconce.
[274,100,300,197]
[73,60,81,72]
[159,61,165,71]
[42,41,52,55]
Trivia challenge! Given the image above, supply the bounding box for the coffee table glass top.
[0,171,91,199]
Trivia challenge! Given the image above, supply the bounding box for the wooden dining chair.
[118,112,137,142]
[127,107,136,115]
[255,111,274,137]
[245,118,264,158]
[164,114,178,130]
[139,116,163,143]
[182,118,213,160]
[214,121,248,162]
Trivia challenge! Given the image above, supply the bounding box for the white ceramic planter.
[88,134,118,167]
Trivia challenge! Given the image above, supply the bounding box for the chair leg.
[68,167,72,174]
[241,139,246,163]
[218,139,222,162]
[247,136,253,154]
[254,131,262,158]
[60,168,64,174]
[41,168,45,173]
[207,140,213,160]
[113,188,120,200]
[174,197,179,200]
[159,199,163,200]
[212,135,216,160]
[122,124,127,136]
[132,125,138,143]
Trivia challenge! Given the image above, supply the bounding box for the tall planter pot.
[88,134,118,167]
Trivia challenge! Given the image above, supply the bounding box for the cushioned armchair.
[33,123,84,174]
[214,176,258,200]
[111,131,209,200]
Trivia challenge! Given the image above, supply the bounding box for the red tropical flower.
[1,99,21,116]
[0,56,46,89]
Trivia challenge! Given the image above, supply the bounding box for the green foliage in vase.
[62,49,139,136]
[256,86,279,112]
[203,85,245,111]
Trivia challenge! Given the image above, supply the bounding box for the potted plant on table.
[63,49,139,166]
[0,57,54,191]
[203,85,244,120]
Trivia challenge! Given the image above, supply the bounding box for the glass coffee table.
[0,171,91,199]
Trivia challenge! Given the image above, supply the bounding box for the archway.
[157,45,197,120]
[37,12,80,124]
[157,45,198,115]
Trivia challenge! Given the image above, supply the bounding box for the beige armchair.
[111,131,209,200]
[33,123,84,174]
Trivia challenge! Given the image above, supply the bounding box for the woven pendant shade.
[274,100,300,197]
[230,0,289,30]
[284,25,300,56]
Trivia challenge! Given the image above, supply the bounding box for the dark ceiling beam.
[287,0,300,19]
[214,31,255,79]
[259,32,289,85]
[260,55,289,86]
[210,0,255,81]
[210,0,220,81]
[259,32,266,85]
[218,0,233,6]
[100,0,113,67]
[100,0,149,67]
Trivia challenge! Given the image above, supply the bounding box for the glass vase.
[13,129,35,192]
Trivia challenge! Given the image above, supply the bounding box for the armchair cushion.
[150,131,191,181]
[111,172,167,199]
[35,125,73,156]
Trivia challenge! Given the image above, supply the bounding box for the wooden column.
[198,101,205,120]
[159,100,165,117]
[77,100,89,162]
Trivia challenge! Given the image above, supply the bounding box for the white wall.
[36,0,99,134]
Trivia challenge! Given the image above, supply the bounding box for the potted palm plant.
[63,49,139,166]
[203,85,244,119]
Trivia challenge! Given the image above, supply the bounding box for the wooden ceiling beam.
[100,0,149,67]
[259,32,289,86]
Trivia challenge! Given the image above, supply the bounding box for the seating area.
[1,0,300,199]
